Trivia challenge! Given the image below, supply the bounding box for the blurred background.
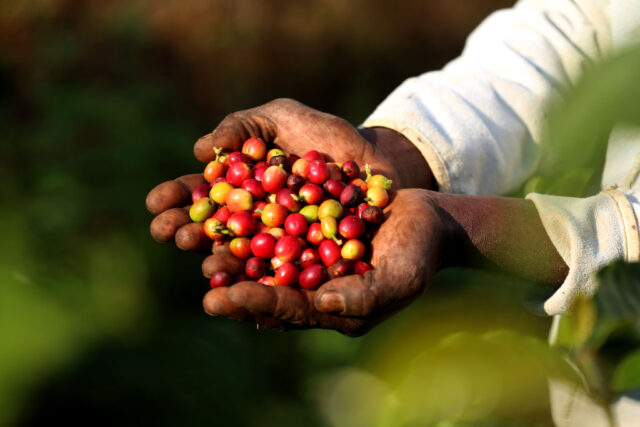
[4,1,640,426]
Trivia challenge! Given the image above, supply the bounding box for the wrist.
[358,127,436,190]
[422,191,468,270]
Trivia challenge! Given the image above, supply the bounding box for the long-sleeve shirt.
[362,0,640,316]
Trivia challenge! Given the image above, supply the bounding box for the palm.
[203,190,444,336]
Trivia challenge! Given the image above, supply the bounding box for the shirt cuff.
[526,189,640,315]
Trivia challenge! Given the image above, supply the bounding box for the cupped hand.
[145,98,433,251]
[202,189,446,337]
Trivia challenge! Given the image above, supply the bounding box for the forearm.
[430,191,569,285]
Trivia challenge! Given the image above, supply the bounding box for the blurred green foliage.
[2,1,640,426]
[522,46,640,198]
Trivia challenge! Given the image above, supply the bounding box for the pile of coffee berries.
[190,137,393,290]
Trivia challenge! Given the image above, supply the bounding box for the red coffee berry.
[323,178,346,199]
[226,162,252,187]
[308,160,330,184]
[303,150,324,161]
[227,212,256,237]
[299,183,324,205]
[228,151,253,165]
[307,223,325,245]
[292,158,310,179]
[287,174,305,192]
[245,257,267,279]
[284,213,309,237]
[261,166,288,193]
[354,261,372,275]
[338,215,366,239]
[274,236,302,263]
[261,203,288,227]
[361,205,385,224]
[250,233,277,258]
[213,206,232,225]
[299,265,327,290]
[253,162,268,181]
[328,259,353,278]
[242,179,266,200]
[340,184,364,207]
[210,271,233,288]
[276,188,300,212]
[342,161,360,180]
[299,248,320,269]
[318,240,341,267]
[242,137,267,161]
[192,184,210,203]
[274,263,299,287]
[355,203,369,219]
[229,237,252,259]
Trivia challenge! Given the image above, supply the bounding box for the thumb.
[193,120,248,163]
[314,270,378,316]
[193,108,277,163]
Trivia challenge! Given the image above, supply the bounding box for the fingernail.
[319,291,345,313]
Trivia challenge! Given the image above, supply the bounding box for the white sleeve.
[527,189,640,315]
[362,0,611,195]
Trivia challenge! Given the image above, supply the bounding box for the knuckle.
[221,112,240,125]
[270,97,296,107]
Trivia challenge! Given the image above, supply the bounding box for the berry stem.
[365,163,372,182]
[213,146,223,161]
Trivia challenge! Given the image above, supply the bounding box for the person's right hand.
[145,98,434,250]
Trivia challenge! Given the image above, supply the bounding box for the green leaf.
[590,262,640,349]
[612,350,640,393]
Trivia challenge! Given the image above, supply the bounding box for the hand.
[145,98,434,251]
[192,98,433,189]
[202,189,447,336]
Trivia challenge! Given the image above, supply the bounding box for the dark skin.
[146,98,569,336]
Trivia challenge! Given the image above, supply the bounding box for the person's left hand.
[144,99,434,252]
[202,189,447,336]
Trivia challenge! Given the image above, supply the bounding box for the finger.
[145,174,207,215]
[175,174,207,191]
[175,222,211,252]
[227,282,366,334]
[194,129,242,163]
[203,286,251,321]
[150,207,190,243]
[314,238,427,317]
[194,116,251,163]
[194,108,278,163]
[203,285,291,331]
[314,272,378,316]
[202,253,245,278]
[146,180,191,215]
[211,241,232,256]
